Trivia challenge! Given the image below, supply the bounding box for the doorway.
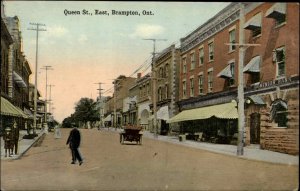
[250,113,261,144]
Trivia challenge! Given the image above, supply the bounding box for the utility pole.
[143,38,167,138]
[41,65,53,133]
[28,23,46,135]
[48,84,55,114]
[225,3,260,156]
[95,82,104,127]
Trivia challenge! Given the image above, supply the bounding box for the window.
[199,48,204,65]
[158,87,162,102]
[182,58,187,74]
[273,47,285,77]
[208,70,213,93]
[229,29,236,51]
[198,75,203,94]
[229,62,235,86]
[208,42,214,61]
[182,81,186,98]
[275,15,286,26]
[190,53,195,70]
[252,28,261,37]
[147,83,150,95]
[270,99,288,127]
[265,3,286,27]
[165,84,169,99]
[190,78,194,97]
[165,64,168,78]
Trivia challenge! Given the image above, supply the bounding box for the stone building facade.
[151,44,180,135]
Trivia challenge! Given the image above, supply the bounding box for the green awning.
[167,101,238,123]
[1,97,28,118]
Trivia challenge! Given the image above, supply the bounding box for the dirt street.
[1,128,298,190]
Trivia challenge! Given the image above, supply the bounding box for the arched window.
[270,99,288,127]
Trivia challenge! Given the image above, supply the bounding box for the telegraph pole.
[95,82,104,128]
[28,23,46,135]
[143,38,167,138]
[41,65,53,133]
[225,4,260,156]
[48,84,55,114]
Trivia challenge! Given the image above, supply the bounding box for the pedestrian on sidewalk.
[66,126,83,166]
[4,126,13,157]
[12,120,19,155]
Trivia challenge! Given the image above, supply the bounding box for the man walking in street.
[66,126,83,165]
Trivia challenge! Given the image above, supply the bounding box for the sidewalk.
[106,127,299,166]
[1,129,45,160]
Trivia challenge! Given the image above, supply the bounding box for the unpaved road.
[1,128,298,190]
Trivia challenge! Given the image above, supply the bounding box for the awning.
[24,108,34,119]
[246,95,265,105]
[1,97,28,118]
[157,106,169,121]
[13,71,27,88]
[244,13,262,30]
[167,102,238,123]
[104,115,112,122]
[265,3,286,19]
[217,65,232,79]
[243,55,261,73]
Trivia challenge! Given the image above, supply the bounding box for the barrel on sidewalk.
[179,134,187,142]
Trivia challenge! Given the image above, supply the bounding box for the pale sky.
[4,1,230,123]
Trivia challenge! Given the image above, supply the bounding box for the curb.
[13,132,46,160]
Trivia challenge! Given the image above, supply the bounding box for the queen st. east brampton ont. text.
[64,9,154,16]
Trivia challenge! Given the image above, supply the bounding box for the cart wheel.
[139,136,142,145]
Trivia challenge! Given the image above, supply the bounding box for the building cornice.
[180,3,241,54]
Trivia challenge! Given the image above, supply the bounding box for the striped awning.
[13,71,27,88]
[157,106,169,121]
[243,55,261,73]
[1,97,28,118]
[167,101,238,123]
[265,3,286,19]
[244,13,262,31]
[217,65,232,79]
[104,115,112,122]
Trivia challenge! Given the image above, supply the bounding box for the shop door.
[250,113,260,144]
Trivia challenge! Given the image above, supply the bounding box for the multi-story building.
[132,73,152,130]
[169,2,299,155]
[110,75,136,127]
[1,3,32,134]
[151,44,180,135]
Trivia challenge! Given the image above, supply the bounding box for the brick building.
[108,75,136,127]
[169,2,299,155]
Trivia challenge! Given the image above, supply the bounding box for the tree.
[74,98,99,128]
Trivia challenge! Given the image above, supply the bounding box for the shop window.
[270,99,288,127]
